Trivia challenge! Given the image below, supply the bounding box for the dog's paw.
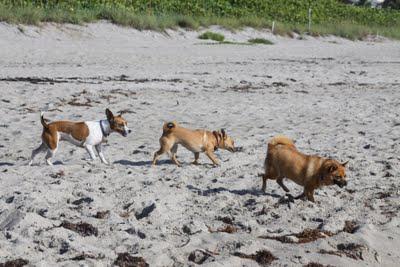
[286,194,295,203]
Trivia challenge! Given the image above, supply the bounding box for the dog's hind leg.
[152,137,172,165]
[152,148,164,165]
[170,144,181,166]
[261,168,278,193]
[29,142,47,166]
[277,178,290,192]
[45,148,57,166]
[192,152,200,165]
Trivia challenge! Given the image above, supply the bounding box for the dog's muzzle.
[334,179,347,188]
[122,127,131,137]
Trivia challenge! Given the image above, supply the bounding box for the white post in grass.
[308,8,312,33]
[272,21,275,34]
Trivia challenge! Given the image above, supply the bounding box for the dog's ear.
[221,128,226,139]
[106,108,114,122]
[327,163,338,173]
[341,161,349,167]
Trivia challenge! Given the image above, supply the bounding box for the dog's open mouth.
[122,132,128,137]
[334,179,347,188]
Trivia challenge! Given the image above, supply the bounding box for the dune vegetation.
[0,0,399,39]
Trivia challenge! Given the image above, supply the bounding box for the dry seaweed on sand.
[93,210,110,219]
[233,250,277,266]
[259,228,334,244]
[318,243,366,261]
[207,224,238,234]
[60,221,98,237]
[342,220,360,233]
[303,263,335,267]
[114,253,148,267]
[0,259,29,267]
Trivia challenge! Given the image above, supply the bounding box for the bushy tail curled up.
[162,121,178,134]
[40,112,49,129]
[268,135,296,148]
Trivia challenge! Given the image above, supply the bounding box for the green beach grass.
[248,38,274,45]
[198,31,225,41]
[0,1,399,39]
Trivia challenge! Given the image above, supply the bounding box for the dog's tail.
[268,135,295,148]
[40,112,49,129]
[162,121,178,134]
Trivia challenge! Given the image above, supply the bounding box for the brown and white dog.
[260,135,348,202]
[152,121,236,166]
[29,109,130,166]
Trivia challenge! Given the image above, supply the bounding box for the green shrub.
[248,38,274,44]
[2,0,399,26]
[198,31,225,41]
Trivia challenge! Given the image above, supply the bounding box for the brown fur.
[152,121,235,166]
[41,120,89,149]
[261,135,348,202]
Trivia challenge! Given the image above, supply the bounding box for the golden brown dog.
[260,135,348,202]
[152,121,235,166]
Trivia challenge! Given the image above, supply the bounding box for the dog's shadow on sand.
[0,162,14,167]
[187,184,280,198]
[113,159,173,167]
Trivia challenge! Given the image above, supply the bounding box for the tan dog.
[29,109,130,165]
[152,121,235,166]
[261,135,348,202]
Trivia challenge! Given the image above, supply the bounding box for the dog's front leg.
[277,178,290,192]
[294,192,306,200]
[85,145,97,161]
[260,174,267,192]
[305,188,315,202]
[205,150,219,166]
[95,144,108,164]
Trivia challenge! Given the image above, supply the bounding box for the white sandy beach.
[0,22,399,266]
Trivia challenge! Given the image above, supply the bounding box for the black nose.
[128,130,132,133]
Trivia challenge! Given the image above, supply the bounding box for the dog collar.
[100,120,110,137]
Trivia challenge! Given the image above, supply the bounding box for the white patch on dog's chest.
[85,121,105,145]
[305,164,316,178]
